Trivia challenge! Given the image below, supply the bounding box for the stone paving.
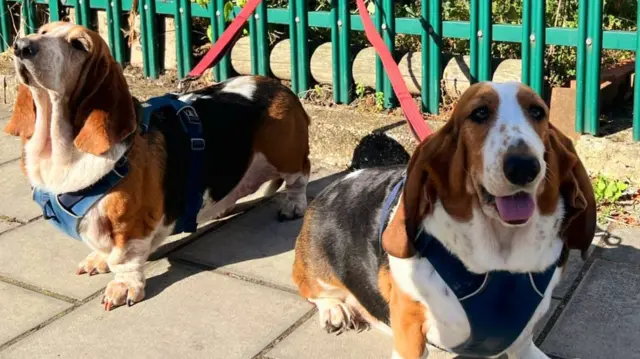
[1,107,639,359]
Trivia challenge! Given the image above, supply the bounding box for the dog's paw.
[278,197,307,222]
[316,298,369,335]
[101,273,145,311]
[76,252,110,276]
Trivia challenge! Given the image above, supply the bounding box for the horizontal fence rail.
[0,0,638,141]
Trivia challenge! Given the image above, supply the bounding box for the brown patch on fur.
[4,84,35,139]
[70,27,136,155]
[253,76,310,175]
[538,123,596,259]
[516,85,549,138]
[384,83,500,257]
[389,279,427,359]
[378,264,393,303]
[382,198,416,258]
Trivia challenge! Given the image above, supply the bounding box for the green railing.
[1,0,639,141]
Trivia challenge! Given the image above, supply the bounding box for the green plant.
[593,174,629,203]
[375,92,384,111]
[355,82,366,98]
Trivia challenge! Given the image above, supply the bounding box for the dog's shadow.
[144,132,411,301]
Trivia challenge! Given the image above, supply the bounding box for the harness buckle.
[190,138,206,151]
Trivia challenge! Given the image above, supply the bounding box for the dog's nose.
[503,154,541,186]
[13,38,38,59]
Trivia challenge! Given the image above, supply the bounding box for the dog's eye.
[529,105,545,121]
[70,39,88,52]
[470,106,490,123]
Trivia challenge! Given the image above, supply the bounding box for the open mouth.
[481,186,535,225]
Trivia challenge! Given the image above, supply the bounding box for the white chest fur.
[388,199,565,357]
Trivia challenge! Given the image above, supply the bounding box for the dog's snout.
[503,154,541,186]
[13,38,38,59]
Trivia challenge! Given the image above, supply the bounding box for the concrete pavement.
[0,106,639,359]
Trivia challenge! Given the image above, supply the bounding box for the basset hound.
[4,22,311,310]
[292,82,596,359]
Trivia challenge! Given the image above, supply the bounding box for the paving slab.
[0,281,71,345]
[0,220,17,234]
[0,161,40,223]
[0,119,22,164]
[553,248,592,299]
[597,227,640,266]
[172,170,344,290]
[0,259,312,359]
[540,260,640,359]
[0,220,112,300]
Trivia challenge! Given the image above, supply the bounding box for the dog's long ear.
[4,84,35,139]
[382,120,471,258]
[539,124,596,259]
[71,31,136,155]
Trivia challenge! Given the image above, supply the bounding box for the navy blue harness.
[32,94,206,240]
[379,175,556,358]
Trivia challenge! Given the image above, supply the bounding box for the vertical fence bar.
[179,0,193,78]
[330,0,341,102]
[256,1,268,76]
[143,0,158,78]
[530,0,545,96]
[0,0,11,50]
[106,0,115,54]
[174,0,184,78]
[296,0,309,94]
[249,12,258,74]
[585,0,602,135]
[338,0,351,103]
[374,0,383,93]
[428,0,441,114]
[478,0,492,82]
[49,0,60,21]
[288,0,299,94]
[382,0,395,108]
[111,0,124,65]
[634,4,640,141]
[74,0,82,26]
[140,0,150,77]
[420,0,429,111]
[521,0,530,86]
[575,0,587,134]
[22,0,37,35]
[80,0,90,28]
[469,0,478,82]
[209,0,221,81]
[215,0,230,80]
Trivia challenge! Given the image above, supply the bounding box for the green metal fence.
[1,0,639,141]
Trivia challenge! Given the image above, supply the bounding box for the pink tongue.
[495,193,535,222]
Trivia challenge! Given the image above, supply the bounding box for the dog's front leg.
[389,288,428,359]
[102,236,152,311]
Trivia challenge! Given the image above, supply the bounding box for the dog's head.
[4,22,136,155]
[383,82,596,259]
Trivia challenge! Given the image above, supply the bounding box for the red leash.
[354,0,432,141]
[187,0,264,78]
[188,0,433,142]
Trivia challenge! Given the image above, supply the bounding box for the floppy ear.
[4,84,35,139]
[382,120,472,258]
[71,34,136,155]
[540,124,596,259]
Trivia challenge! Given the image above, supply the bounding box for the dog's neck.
[24,87,127,194]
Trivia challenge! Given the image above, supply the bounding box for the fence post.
[420,0,429,111]
[575,0,587,134]
[249,10,258,74]
[143,0,158,78]
[530,0,545,96]
[256,1,268,76]
[469,0,478,82]
[382,0,395,108]
[295,0,309,94]
[427,0,441,114]
[521,0,530,86]
[140,0,150,77]
[22,0,37,35]
[215,0,230,81]
[634,4,640,141]
[330,0,341,102]
[478,0,492,82]
[179,0,193,78]
[338,0,351,103]
[288,0,298,94]
[374,0,383,93]
[0,0,11,50]
[585,0,602,135]
[49,0,60,22]
[111,0,125,66]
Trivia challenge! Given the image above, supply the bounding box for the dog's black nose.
[14,38,38,59]
[503,154,541,186]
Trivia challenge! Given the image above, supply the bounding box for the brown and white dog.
[292,82,596,358]
[4,22,311,310]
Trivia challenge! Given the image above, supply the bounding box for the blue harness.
[32,94,206,241]
[379,175,556,358]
